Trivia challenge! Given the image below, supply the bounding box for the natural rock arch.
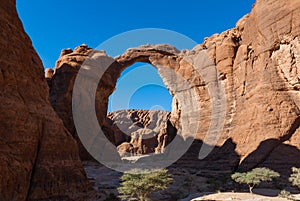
[49,44,218,162]
[108,45,210,156]
[112,44,210,139]
[69,44,224,171]
[48,0,300,175]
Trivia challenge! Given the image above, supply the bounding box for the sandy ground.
[191,192,300,201]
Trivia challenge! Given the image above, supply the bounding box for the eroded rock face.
[197,0,300,176]
[48,0,300,180]
[50,45,123,160]
[0,1,99,200]
[108,110,176,156]
[50,44,94,136]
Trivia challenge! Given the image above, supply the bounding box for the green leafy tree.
[118,169,173,201]
[289,167,300,189]
[231,168,280,193]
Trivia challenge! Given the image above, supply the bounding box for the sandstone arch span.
[70,44,225,171]
[48,44,224,164]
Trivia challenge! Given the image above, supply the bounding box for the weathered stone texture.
[0,1,100,200]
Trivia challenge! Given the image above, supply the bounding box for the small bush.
[118,169,173,201]
[231,168,280,193]
[278,190,295,201]
[289,167,300,189]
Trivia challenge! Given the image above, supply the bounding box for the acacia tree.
[289,167,300,189]
[118,169,173,201]
[231,168,280,193]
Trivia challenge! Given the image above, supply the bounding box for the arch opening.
[108,62,173,112]
[106,62,176,157]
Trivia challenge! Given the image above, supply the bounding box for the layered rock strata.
[0,1,100,200]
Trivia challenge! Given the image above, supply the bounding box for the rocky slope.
[200,0,300,176]
[0,1,101,200]
[47,45,123,160]
[107,110,176,156]
[47,0,300,182]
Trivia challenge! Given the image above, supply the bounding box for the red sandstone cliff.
[0,1,101,200]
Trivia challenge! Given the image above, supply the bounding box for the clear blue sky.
[17,0,255,112]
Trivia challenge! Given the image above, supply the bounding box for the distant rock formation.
[47,0,300,181]
[0,1,100,200]
[107,110,176,156]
